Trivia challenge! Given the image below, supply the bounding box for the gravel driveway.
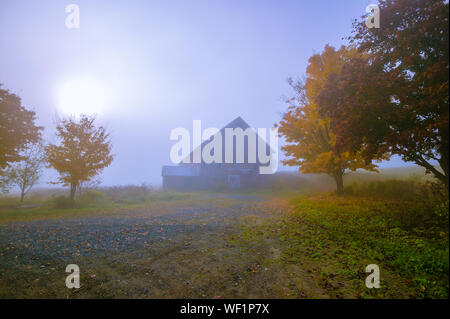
[0,195,265,269]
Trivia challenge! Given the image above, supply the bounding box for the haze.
[0,0,410,186]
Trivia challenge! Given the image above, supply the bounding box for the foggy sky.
[0,0,411,187]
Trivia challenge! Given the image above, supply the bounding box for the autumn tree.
[46,115,114,201]
[6,142,46,202]
[278,46,379,194]
[319,0,449,187]
[0,84,42,187]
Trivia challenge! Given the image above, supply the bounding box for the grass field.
[236,191,448,298]
[0,174,448,299]
[0,189,216,224]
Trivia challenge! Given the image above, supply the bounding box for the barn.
[162,116,272,190]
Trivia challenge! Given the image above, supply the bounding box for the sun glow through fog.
[58,77,108,115]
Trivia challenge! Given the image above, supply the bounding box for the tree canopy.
[46,115,114,200]
[0,85,42,171]
[277,46,379,194]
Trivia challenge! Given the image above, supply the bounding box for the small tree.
[46,115,114,201]
[6,142,46,202]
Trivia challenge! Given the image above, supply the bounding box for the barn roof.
[183,116,272,164]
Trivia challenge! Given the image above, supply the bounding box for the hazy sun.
[58,77,108,115]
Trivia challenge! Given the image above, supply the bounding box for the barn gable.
[162,116,271,190]
[182,116,271,165]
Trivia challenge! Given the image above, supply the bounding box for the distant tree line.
[0,85,114,202]
[277,0,448,194]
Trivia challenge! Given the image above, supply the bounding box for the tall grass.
[344,179,427,200]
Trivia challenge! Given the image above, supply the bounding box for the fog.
[0,0,411,187]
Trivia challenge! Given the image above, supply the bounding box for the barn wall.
[163,176,200,190]
[163,171,266,191]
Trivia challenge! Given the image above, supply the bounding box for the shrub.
[100,184,152,202]
[52,195,76,209]
[78,189,106,204]
[345,179,421,200]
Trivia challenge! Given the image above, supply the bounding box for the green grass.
[277,193,449,298]
[230,179,449,298]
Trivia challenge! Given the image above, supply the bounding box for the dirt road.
[0,194,328,298]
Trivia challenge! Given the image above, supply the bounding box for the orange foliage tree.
[277,46,379,194]
[46,115,114,200]
[0,85,42,170]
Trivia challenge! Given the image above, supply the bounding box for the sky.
[0,0,412,187]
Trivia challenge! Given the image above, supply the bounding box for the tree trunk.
[415,154,448,190]
[334,172,344,195]
[438,118,449,191]
[438,152,449,191]
[70,183,77,201]
[20,187,25,203]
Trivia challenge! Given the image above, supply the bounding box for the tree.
[325,0,449,187]
[6,142,46,202]
[277,46,379,194]
[0,84,42,172]
[46,115,114,201]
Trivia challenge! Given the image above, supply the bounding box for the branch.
[415,154,445,181]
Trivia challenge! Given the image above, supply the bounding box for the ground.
[0,191,448,298]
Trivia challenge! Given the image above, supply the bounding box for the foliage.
[277,46,379,194]
[46,115,114,200]
[0,85,42,186]
[318,0,449,187]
